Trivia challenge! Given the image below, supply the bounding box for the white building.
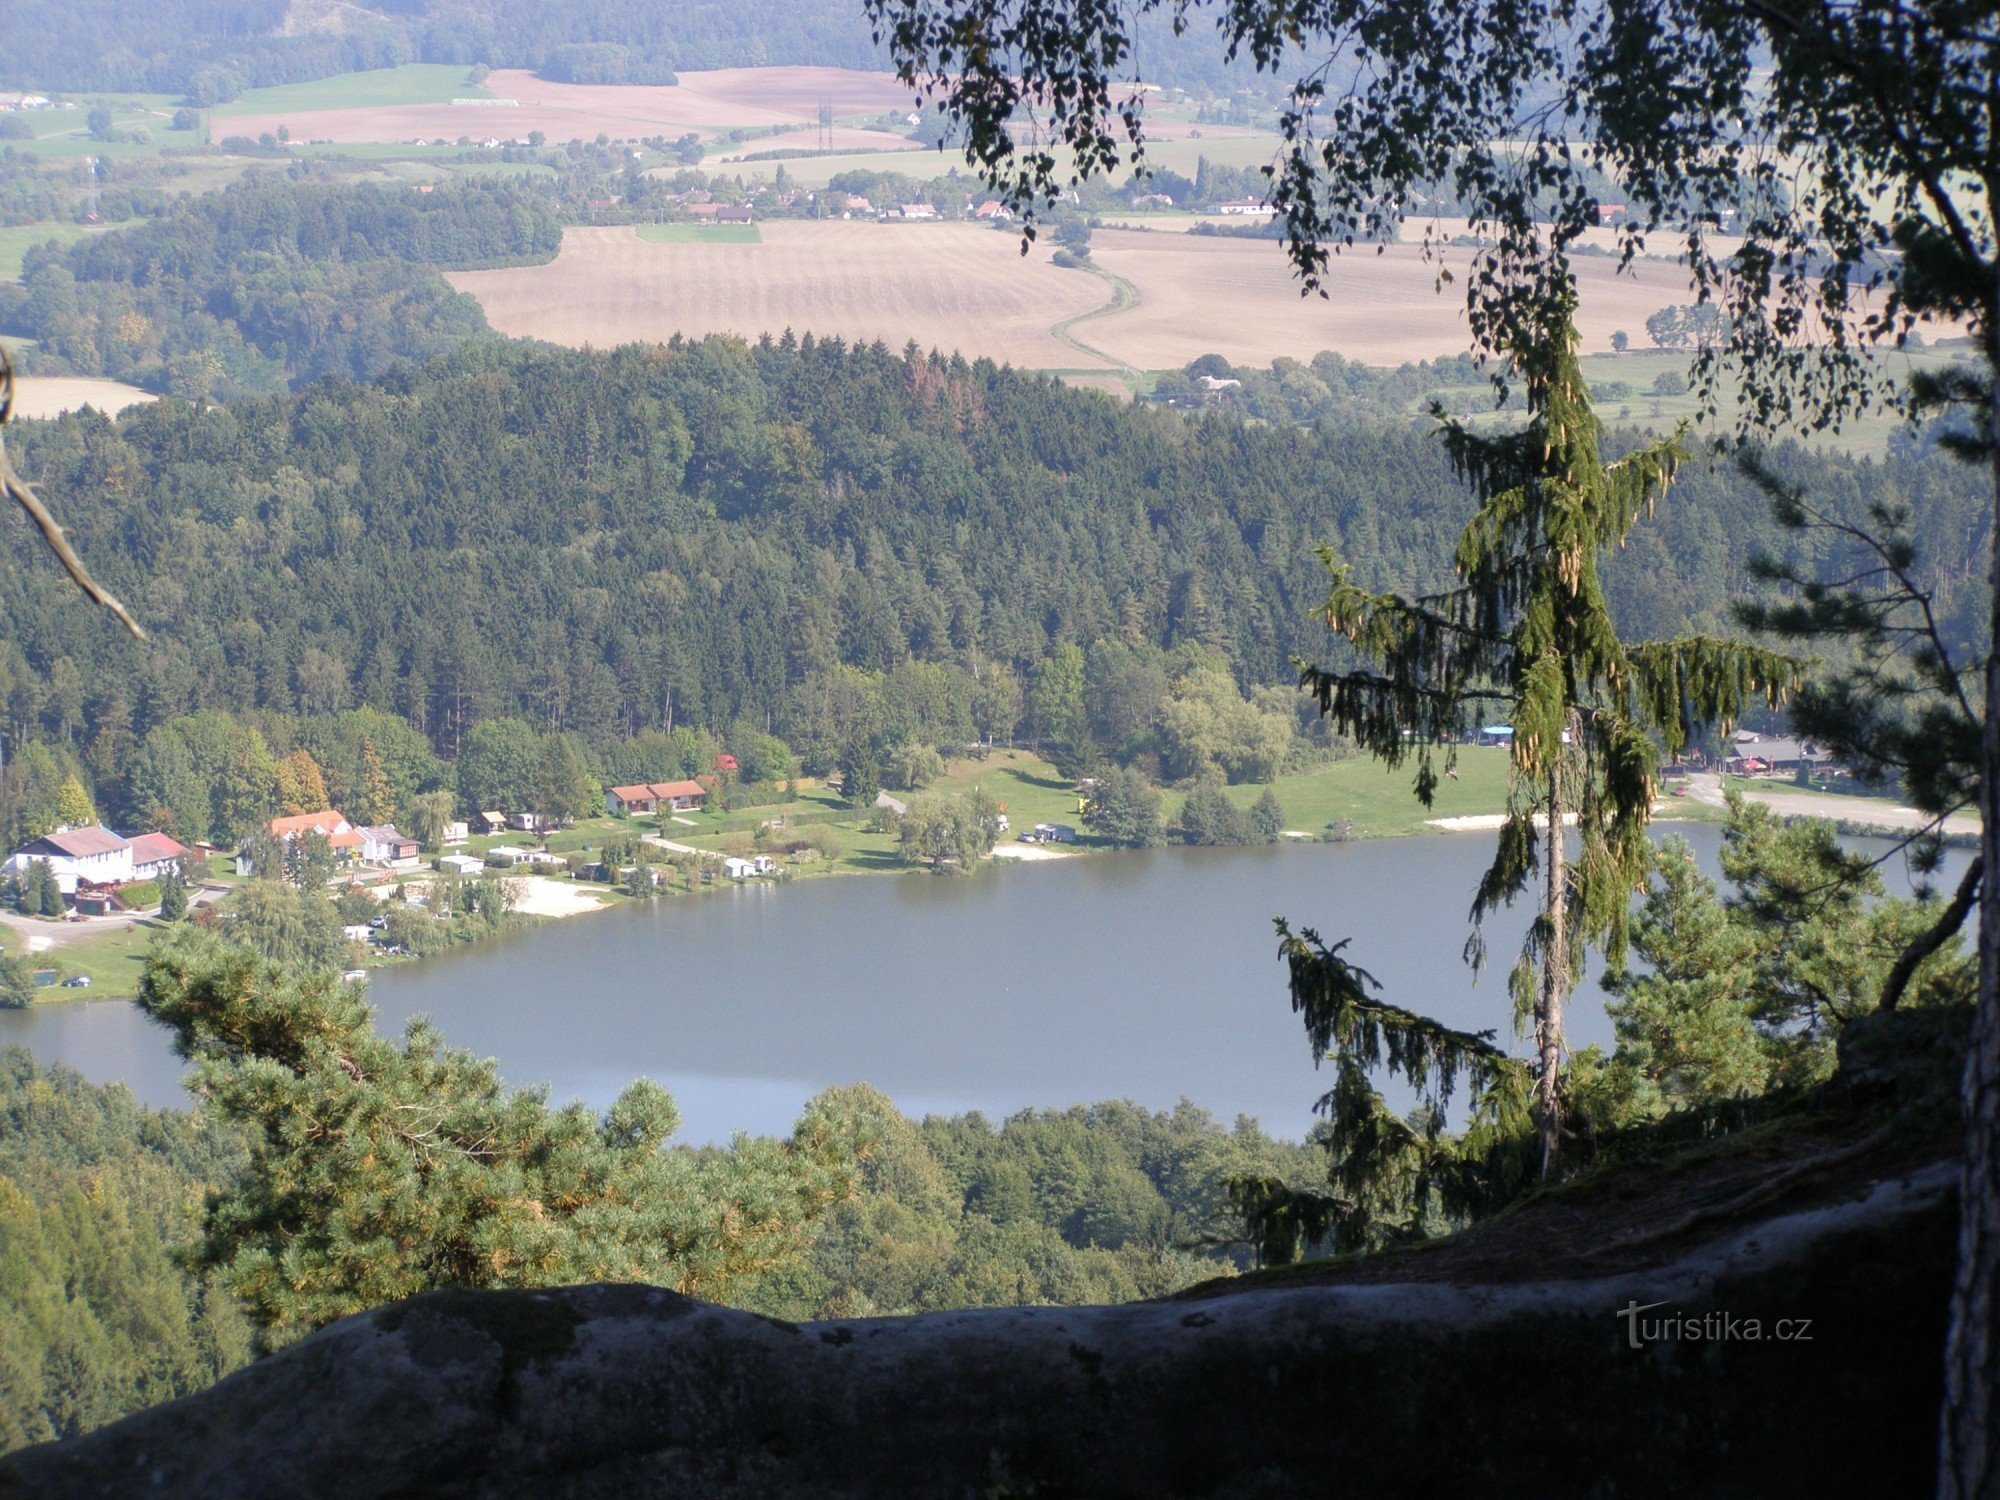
[356,825,421,868]
[438,853,485,877]
[723,856,757,880]
[5,826,133,894]
[441,821,470,846]
[127,831,190,881]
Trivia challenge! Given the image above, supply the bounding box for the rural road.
[1682,772,1977,837]
[0,883,224,949]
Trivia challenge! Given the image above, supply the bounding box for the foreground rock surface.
[3,1164,1956,1498]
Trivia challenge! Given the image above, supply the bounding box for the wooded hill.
[0,177,562,399]
[0,336,1984,775]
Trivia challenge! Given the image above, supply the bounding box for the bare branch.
[0,349,144,639]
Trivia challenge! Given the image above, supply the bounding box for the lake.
[0,824,1958,1142]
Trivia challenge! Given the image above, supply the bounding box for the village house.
[269,810,364,856]
[1726,730,1822,778]
[716,205,753,224]
[127,832,190,882]
[356,825,421,869]
[898,202,938,220]
[4,826,132,894]
[972,199,1011,220]
[605,780,709,816]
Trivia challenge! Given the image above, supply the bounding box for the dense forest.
[0,0,1266,103]
[0,1044,1317,1452]
[0,176,561,398]
[0,1050,251,1450]
[0,336,1984,788]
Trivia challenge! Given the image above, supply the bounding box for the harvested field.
[452,220,1721,371]
[451,222,1111,369]
[225,66,919,147]
[1081,229,1705,364]
[7,378,157,420]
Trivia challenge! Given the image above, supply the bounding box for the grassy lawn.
[0,222,99,279]
[636,222,763,245]
[4,919,163,1000]
[1186,748,1514,837]
[213,65,494,118]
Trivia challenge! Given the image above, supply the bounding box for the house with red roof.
[604,780,709,816]
[266,811,364,861]
[127,832,190,882]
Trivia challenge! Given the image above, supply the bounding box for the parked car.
[60,975,90,988]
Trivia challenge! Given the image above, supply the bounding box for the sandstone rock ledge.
[2,1163,1957,1498]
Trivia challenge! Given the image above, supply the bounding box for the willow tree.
[1304,299,1797,1174]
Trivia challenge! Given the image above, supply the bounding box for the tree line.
[0,174,561,398]
[0,336,1981,806]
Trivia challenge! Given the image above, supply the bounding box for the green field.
[3,919,161,1000]
[0,222,98,279]
[214,65,494,118]
[637,222,763,245]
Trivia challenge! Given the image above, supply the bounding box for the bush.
[118,880,161,911]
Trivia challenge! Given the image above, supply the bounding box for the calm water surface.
[0,826,1954,1142]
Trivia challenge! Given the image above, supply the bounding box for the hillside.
[0,337,1984,766]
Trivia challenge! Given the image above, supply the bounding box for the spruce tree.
[157,867,188,923]
[1303,296,1797,1173]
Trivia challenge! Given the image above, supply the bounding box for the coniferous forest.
[0,335,1983,788]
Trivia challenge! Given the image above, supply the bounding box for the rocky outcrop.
[3,1163,1957,1498]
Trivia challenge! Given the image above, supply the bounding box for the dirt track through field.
[454,221,1728,371]
[452,222,1114,369]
